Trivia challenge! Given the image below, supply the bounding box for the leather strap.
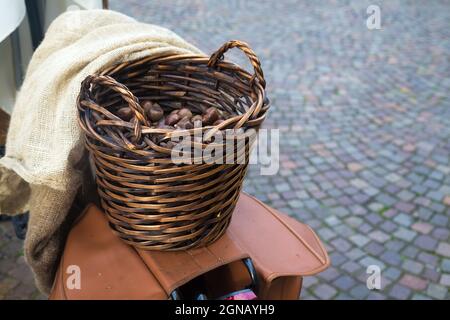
[136,233,249,295]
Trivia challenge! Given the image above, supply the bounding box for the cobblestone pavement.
[0,219,45,299]
[1,0,449,299]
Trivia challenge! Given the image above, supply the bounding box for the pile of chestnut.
[114,101,231,147]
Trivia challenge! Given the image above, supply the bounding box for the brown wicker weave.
[77,40,269,250]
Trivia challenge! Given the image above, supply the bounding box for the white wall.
[0,0,103,114]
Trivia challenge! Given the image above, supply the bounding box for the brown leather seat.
[50,192,329,300]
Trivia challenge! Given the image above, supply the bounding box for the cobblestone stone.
[368,230,390,243]
[389,284,412,300]
[349,284,370,299]
[441,259,450,273]
[411,222,433,235]
[384,267,402,281]
[436,242,450,258]
[333,275,356,291]
[439,274,450,287]
[423,267,441,283]
[393,228,417,242]
[414,235,439,252]
[313,284,337,300]
[426,283,448,299]
[364,242,384,256]
[380,251,402,267]
[349,234,370,247]
[432,228,450,240]
[393,214,413,227]
[402,260,424,275]
[399,274,428,291]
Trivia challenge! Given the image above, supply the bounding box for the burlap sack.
[0,9,202,294]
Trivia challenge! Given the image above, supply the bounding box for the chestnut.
[178,108,193,119]
[116,107,133,121]
[165,113,180,126]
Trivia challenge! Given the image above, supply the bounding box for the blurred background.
[0,0,449,299]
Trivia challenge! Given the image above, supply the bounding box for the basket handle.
[207,40,266,89]
[83,75,149,141]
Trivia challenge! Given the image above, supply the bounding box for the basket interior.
[95,56,256,122]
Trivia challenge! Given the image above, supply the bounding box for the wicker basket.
[77,40,269,250]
